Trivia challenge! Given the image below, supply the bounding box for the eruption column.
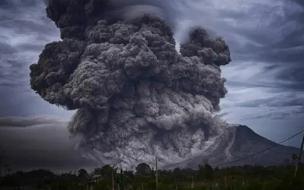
[30,0,231,169]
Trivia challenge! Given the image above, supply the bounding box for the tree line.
[0,163,304,190]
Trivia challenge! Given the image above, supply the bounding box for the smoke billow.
[30,0,231,169]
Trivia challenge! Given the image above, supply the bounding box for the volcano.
[165,125,299,169]
[28,0,299,170]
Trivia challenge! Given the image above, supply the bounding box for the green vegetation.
[0,164,303,190]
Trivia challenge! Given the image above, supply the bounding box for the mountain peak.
[165,125,299,169]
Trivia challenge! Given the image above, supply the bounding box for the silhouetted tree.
[0,148,5,177]
[78,169,89,180]
[94,165,115,178]
[199,164,214,180]
[136,163,152,176]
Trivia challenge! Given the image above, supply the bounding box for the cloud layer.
[0,0,303,122]
[0,116,66,128]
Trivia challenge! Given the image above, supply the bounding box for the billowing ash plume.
[30,0,231,169]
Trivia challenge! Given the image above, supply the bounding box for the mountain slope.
[165,125,299,169]
[228,125,299,166]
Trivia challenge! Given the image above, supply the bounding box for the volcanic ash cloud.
[30,0,231,169]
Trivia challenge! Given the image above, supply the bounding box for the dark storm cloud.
[276,67,304,84]
[0,0,66,118]
[1,19,56,37]
[0,0,302,120]
[0,116,65,128]
[0,0,59,88]
[235,1,304,75]
[237,95,304,109]
[190,0,304,122]
[0,42,15,54]
[237,1,302,65]
[173,0,304,90]
[247,112,294,120]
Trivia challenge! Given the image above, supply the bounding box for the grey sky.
[0,0,304,170]
[0,122,96,171]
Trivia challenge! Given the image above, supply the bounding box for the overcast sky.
[0,0,304,170]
